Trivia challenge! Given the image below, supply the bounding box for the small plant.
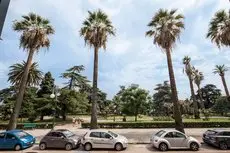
[152,116,173,121]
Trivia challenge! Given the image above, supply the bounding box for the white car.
[150,129,201,151]
[81,129,128,151]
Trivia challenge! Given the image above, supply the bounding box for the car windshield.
[108,131,118,138]
[14,131,29,138]
[155,130,166,137]
[62,130,75,137]
[206,130,218,135]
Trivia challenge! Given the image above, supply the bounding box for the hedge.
[82,121,230,128]
[0,123,53,130]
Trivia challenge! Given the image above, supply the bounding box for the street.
[0,144,229,153]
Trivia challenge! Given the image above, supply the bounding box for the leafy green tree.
[58,89,89,120]
[146,9,185,133]
[36,72,55,120]
[213,65,229,97]
[61,65,90,90]
[8,61,42,89]
[207,10,230,48]
[152,81,172,116]
[183,56,199,119]
[8,13,54,130]
[80,9,115,129]
[212,96,230,116]
[198,84,222,108]
[118,84,149,122]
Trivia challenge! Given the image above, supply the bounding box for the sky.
[1,0,230,99]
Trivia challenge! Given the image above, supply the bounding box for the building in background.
[0,0,11,39]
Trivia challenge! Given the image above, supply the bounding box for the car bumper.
[122,142,128,148]
[22,141,35,149]
[73,140,81,148]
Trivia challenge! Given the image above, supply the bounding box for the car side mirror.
[61,136,65,139]
[12,137,16,140]
[109,137,113,140]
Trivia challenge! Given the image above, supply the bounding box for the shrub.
[82,121,230,128]
[152,116,173,121]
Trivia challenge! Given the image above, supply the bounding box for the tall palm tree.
[7,13,54,130]
[183,56,199,119]
[213,65,229,97]
[193,68,205,109]
[207,10,230,48]
[80,9,115,129]
[146,9,185,133]
[61,65,90,90]
[8,61,43,88]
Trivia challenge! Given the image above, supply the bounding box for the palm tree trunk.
[166,49,184,133]
[198,85,205,109]
[7,49,35,130]
[221,75,229,97]
[188,76,199,119]
[90,47,99,129]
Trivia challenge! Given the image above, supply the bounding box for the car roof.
[160,129,181,133]
[0,130,22,134]
[88,129,109,133]
[208,129,230,132]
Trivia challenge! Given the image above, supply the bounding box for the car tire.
[159,142,168,151]
[219,142,228,150]
[115,143,123,151]
[14,144,21,151]
[84,143,92,151]
[190,142,199,151]
[39,142,47,150]
[65,143,73,151]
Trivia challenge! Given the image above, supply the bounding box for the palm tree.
[146,9,185,133]
[7,13,54,130]
[183,56,199,119]
[61,65,90,90]
[193,68,205,109]
[207,10,230,48]
[80,9,115,129]
[213,65,229,97]
[8,61,43,88]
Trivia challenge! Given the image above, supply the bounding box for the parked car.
[150,129,200,151]
[39,129,81,151]
[0,130,35,151]
[81,129,128,151]
[203,129,230,150]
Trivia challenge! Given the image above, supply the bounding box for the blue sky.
[1,0,230,99]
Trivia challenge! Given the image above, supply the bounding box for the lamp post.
[50,85,60,129]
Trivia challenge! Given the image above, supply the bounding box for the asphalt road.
[0,144,229,153]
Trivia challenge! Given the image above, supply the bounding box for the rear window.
[155,130,166,137]
[206,130,218,135]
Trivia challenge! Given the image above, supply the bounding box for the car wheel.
[14,144,21,151]
[84,143,92,151]
[65,143,73,151]
[219,142,228,150]
[115,143,123,151]
[159,143,168,151]
[39,143,47,150]
[190,142,199,151]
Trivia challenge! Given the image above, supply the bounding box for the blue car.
[0,130,35,151]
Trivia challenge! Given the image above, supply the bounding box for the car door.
[0,133,5,149]
[47,132,65,149]
[164,132,176,148]
[100,132,114,148]
[172,132,187,148]
[89,132,101,148]
[4,133,18,149]
[222,132,230,147]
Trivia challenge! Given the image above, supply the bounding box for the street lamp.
[50,85,60,129]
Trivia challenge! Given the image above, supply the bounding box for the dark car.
[39,129,81,151]
[0,130,35,151]
[203,129,230,150]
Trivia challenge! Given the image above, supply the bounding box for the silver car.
[81,129,128,151]
[150,129,201,151]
